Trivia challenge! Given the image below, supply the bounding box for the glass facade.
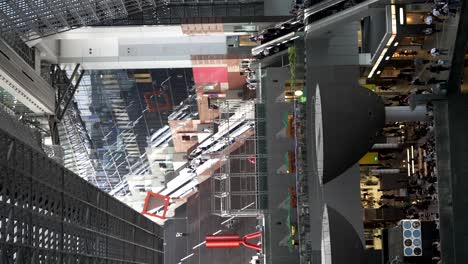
[64,68,195,193]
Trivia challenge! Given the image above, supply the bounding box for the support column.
[385,105,428,122]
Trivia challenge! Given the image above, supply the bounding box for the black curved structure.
[316,81,385,184]
[327,205,366,264]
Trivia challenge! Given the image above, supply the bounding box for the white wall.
[49,26,228,69]
[264,0,293,16]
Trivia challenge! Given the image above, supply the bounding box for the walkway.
[433,0,468,262]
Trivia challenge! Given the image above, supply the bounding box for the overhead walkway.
[304,0,386,34]
[303,0,353,21]
[0,38,54,114]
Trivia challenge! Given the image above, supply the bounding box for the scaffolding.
[210,100,267,217]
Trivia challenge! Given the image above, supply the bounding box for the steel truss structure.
[0,0,164,41]
[98,1,264,26]
[0,0,166,66]
[0,128,164,263]
[49,64,85,145]
[210,100,267,217]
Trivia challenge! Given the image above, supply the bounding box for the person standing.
[414,57,431,65]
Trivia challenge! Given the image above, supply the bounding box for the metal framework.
[0,0,166,66]
[97,1,264,26]
[210,100,267,217]
[0,127,164,263]
[49,64,85,145]
[0,0,265,67]
[0,0,164,41]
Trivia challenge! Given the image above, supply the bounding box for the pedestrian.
[432,8,447,17]
[414,57,431,66]
[429,48,449,57]
[381,194,396,199]
[379,85,392,91]
[247,83,257,90]
[436,59,449,65]
[398,73,413,81]
[400,67,416,73]
[290,5,301,15]
[399,50,418,56]
[426,14,444,24]
[424,15,434,25]
[427,65,451,73]
[379,153,397,160]
[423,27,442,35]
[434,1,448,10]
[425,153,434,162]
[436,1,459,15]
[428,184,436,195]
[175,232,186,237]
[427,77,447,84]
[411,78,426,86]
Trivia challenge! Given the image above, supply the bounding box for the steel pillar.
[385,105,428,123]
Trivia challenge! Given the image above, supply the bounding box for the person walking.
[429,48,449,57]
[428,64,451,73]
[424,14,444,25]
[381,194,396,200]
[399,50,418,56]
[427,77,447,84]
[432,8,447,17]
[379,85,393,91]
[411,78,426,86]
[400,67,416,73]
[423,27,442,35]
[414,57,431,66]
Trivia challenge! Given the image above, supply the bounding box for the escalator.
[304,0,384,33]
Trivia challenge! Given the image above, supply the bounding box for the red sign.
[193,67,228,84]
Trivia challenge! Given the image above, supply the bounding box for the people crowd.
[359,2,461,261]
